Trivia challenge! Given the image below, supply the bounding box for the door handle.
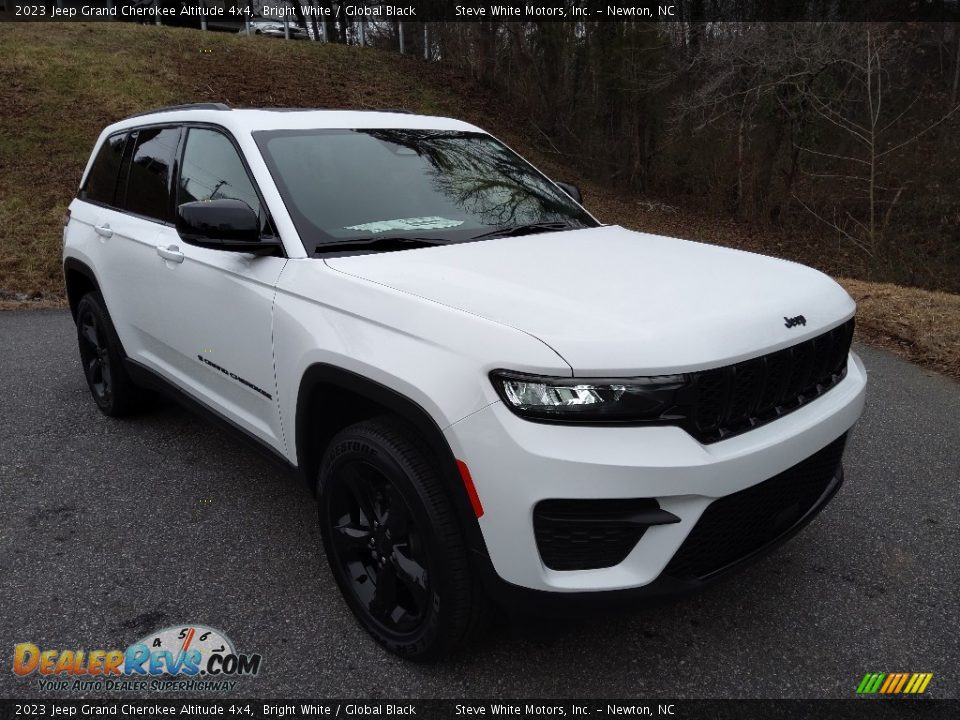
[156,244,185,264]
[94,223,113,238]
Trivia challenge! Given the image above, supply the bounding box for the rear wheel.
[75,292,146,417]
[317,416,484,660]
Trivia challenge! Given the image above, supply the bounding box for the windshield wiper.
[314,236,449,254]
[470,221,574,241]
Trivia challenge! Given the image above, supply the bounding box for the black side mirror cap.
[555,181,582,204]
[176,199,281,255]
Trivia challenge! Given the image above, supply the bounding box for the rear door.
[67,130,161,355]
[98,126,183,362]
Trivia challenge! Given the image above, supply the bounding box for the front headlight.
[490,370,689,423]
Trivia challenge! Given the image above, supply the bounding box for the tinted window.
[122,127,181,222]
[83,133,126,206]
[254,129,595,248]
[178,128,267,232]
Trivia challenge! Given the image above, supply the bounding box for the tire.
[317,416,484,660]
[75,291,146,417]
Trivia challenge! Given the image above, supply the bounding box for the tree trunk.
[952,32,960,104]
[290,1,308,36]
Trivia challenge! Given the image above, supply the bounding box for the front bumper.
[444,352,867,594]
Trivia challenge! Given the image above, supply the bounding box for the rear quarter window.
[81,133,127,206]
[122,126,181,223]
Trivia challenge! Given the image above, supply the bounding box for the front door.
[141,126,287,453]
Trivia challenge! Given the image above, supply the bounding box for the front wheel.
[317,417,484,660]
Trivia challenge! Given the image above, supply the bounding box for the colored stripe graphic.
[857,672,933,694]
[879,674,897,694]
[857,673,886,694]
[905,673,933,694]
[881,673,907,693]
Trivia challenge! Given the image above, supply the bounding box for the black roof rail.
[361,108,414,115]
[124,102,231,120]
[253,107,415,114]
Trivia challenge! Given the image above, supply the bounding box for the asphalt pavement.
[0,310,957,699]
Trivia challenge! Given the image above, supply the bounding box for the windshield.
[252,128,597,251]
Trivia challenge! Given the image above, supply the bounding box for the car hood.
[324,225,856,375]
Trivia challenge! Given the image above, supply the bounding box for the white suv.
[63,104,867,659]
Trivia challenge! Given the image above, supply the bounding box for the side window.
[122,126,181,222]
[178,128,267,233]
[82,133,127,206]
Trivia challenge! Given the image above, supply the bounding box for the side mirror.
[555,181,582,204]
[176,199,281,255]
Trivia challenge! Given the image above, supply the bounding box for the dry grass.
[0,23,957,379]
[838,279,960,379]
[0,23,475,300]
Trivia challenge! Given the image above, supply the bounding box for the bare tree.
[793,26,960,258]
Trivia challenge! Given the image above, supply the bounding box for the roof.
[103,104,483,137]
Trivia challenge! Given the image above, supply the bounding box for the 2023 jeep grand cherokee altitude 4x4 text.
[63,104,866,660]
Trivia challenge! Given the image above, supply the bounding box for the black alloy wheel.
[78,306,113,407]
[327,460,431,634]
[317,417,485,660]
[75,292,146,417]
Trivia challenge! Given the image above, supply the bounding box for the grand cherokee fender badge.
[197,354,272,399]
[784,314,807,328]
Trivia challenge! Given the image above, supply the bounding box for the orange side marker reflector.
[456,460,484,518]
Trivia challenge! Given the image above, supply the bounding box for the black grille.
[664,434,847,580]
[534,499,663,571]
[688,318,854,443]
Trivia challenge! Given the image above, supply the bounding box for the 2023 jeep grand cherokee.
[63,104,867,660]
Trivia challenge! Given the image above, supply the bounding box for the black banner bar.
[0,699,957,720]
[1,0,959,24]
